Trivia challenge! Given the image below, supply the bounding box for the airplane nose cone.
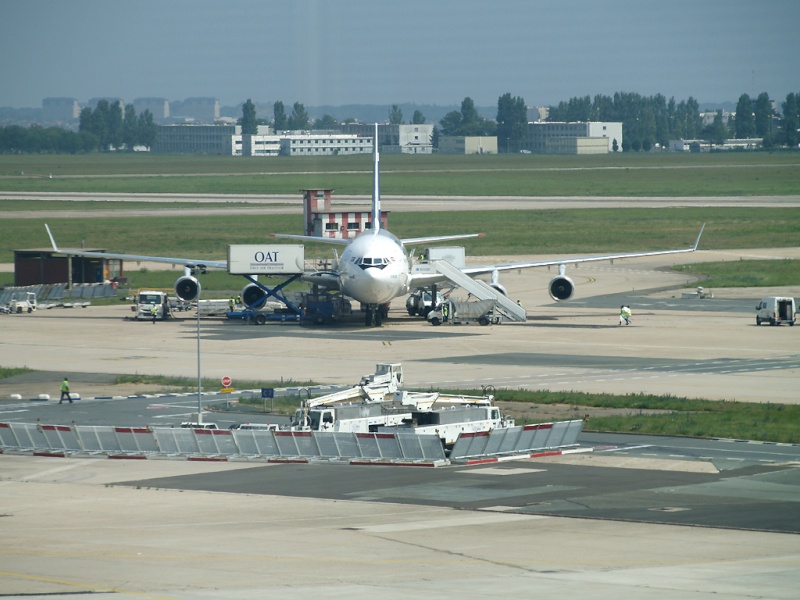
[344,266,398,304]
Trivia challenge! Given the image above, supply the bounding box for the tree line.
[0,100,157,153]
[548,91,799,150]
[3,90,799,154]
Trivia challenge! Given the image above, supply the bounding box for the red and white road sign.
[221,375,232,387]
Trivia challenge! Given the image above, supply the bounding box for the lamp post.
[196,284,202,424]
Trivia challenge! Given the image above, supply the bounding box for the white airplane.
[46,123,704,327]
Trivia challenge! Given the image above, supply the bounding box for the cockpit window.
[358,257,389,270]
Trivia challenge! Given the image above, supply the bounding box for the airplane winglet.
[693,224,705,251]
[45,224,59,252]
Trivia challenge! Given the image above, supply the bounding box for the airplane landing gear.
[364,303,389,327]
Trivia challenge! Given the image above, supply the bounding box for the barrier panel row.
[450,420,584,460]
[1,420,583,463]
[0,423,447,463]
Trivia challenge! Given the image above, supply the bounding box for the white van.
[179,422,219,430]
[755,297,796,326]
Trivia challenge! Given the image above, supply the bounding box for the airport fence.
[450,420,584,460]
[0,420,584,465]
[0,422,449,464]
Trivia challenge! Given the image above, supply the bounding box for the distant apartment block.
[525,122,622,154]
[178,97,220,122]
[133,98,170,122]
[438,136,498,154]
[42,97,80,122]
[342,123,433,154]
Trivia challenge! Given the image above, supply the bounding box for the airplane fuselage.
[338,229,410,305]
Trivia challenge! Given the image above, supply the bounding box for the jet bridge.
[431,260,527,322]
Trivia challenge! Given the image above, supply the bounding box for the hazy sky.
[1,0,797,109]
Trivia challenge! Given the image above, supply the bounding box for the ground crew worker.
[442,301,450,323]
[229,297,235,312]
[619,305,632,325]
[151,304,158,323]
[59,377,72,404]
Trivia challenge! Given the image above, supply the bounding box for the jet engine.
[548,275,574,301]
[489,270,508,296]
[241,283,267,308]
[174,275,200,301]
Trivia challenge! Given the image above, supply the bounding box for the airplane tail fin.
[371,123,380,233]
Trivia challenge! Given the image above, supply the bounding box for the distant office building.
[239,133,281,157]
[342,123,433,154]
[438,136,498,154]
[42,98,80,122]
[179,97,220,122]
[152,125,367,156]
[133,98,170,122]
[525,122,622,154]
[153,124,236,154]
[279,133,373,156]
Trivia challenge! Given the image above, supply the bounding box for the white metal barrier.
[450,420,584,460]
[0,422,448,463]
[1,420,583,463]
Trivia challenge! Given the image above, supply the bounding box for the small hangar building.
[13,249,123,287]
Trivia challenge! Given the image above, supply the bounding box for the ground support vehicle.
[301,291,353,325]
[131,290,171,321]
[378,402,515,448]
[288,363,508,444]
[405,289,445,318]
[5,292,38,314]
[755,296,796,326]
[427,299,500,326]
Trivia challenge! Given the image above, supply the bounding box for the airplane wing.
[409,224,705,285]
[401,233,485,245]
[269,233,351,246]
[463,224,704,275]
[45,224,228,269]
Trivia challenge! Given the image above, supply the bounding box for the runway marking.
[21,460,91,481]
[458,467,544,476]
[355,512,537,533]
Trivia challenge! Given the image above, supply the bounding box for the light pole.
[196,284,202,424]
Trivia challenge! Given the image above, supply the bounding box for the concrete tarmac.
[1,247,799,599]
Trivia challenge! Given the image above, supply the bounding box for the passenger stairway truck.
[430,260,527,323]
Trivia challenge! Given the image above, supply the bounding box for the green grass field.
[1,151,799,196]
[1,207,797,266]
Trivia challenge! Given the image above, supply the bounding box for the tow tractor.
[6,292,38,314]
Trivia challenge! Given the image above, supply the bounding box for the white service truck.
[755,296,796,326]
[132,290,170,321]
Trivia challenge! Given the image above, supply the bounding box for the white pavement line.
[357,512,536,533]
[21,460,92,481]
